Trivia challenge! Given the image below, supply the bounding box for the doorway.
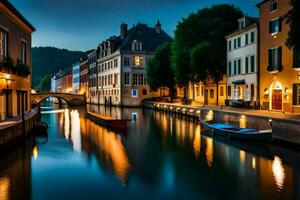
[272,89,282,110]
[204,89,208,105]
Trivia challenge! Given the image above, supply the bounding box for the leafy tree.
[38,73,53,92]
[285,0,300,49]
[146,42,175,98]
[172,4,243,104]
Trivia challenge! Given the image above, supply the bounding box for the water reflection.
[70,110,81,152]
[81,117,130,185]
[272,156,285,191]
[0,177,9,200]
[64,109,70,140]
[193,126,201,159]
[32,145,38,160]
[205,137,214,167]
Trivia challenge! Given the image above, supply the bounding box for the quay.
[143,101,300,146]
[0,109,39,149]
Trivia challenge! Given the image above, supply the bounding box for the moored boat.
[200,119,272,143]
[87,111,128,131]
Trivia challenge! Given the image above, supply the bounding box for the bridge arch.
[32,92,86,106]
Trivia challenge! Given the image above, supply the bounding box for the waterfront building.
[0,0,35,121]
[87,49,97,104]
[72,62,80,94]
[79,57,89,98]
[178,75,227,106]
[52,67,73,93]
[225,16,259,107]
[257,0,300,113]
[90,22,172,106]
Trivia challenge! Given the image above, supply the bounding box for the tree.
[146,42,175,98]
[172,4,243,104]
[38,73,53,92]
[285,0,300,49]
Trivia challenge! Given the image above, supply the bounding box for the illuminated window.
[132,89,138,97]
[134,56,143,67]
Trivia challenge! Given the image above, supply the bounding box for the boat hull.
[200,119,272,143]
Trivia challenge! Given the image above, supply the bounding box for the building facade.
[52,68,73,93]
[258,0,300,113]
[88,22,171,106]
[72,62,80,94]
[226,17,259,106]
[79,57,89,98]
[0,0,35,121]
[88,50,97,104]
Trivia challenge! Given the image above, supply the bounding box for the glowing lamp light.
[264,88,269,95]
[284,87,288,94]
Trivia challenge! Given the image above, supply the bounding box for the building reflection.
[64,109,70,140]
[205,137,214,168]
[272,156,285,191]
[80,117,130,185]
[0,139,32,200]
[193,126,201,159]
[70,110,81,152]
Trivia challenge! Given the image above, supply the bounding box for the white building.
[72,62,80,94]
[88,22,172,106]
[225,17,259,106]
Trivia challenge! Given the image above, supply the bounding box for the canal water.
[0,104,299,200]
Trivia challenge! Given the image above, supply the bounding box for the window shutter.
[268,49,272,69]
[245,57,249,73]
[278,17,282,32]
[269,21,272,34]
[293,84,297,105]
[278,46,282,68]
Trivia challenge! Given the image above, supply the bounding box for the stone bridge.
[32,92,86,106]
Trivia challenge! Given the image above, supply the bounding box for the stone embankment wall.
[143,101,300,145]
[0,109,39,148]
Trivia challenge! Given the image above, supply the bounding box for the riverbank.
[0,109,39,149]
[143,101,300,146]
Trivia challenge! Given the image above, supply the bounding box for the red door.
[272,90,282,110]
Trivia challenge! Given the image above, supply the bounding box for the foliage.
[38,73,53,92]
[285,0,300,49]
[172,4,243,86]
[32,46,86,88]
[146,42,175,93]
[16,59,31,77]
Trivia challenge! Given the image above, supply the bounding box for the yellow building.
[0,0,35,121]
[177,75,227,106]
[258,0,300,113]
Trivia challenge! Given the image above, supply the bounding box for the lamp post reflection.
[193,125,201,159]
[272,156,285,191]
[64,109,70,140]
[70,110,81,152]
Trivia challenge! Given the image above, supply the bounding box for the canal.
[0,104,299,199]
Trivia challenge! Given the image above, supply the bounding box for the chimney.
[121,22,128,39]
[155,20,161,33]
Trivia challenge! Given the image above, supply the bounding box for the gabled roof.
[0,0,35,32]
[119,23,172,52]
[97,23,172,55]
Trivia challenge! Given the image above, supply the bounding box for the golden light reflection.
[32,145,38,160]
[272,156,285,191]
[193,125,201,159]
[205,110,214,121]
[70,110,81,152]
[240,150,246,163]
[64,109,70,140]
[0,177,10,200]
[88,120,130,185]
[205,137,213,167]
[252,158,256,169]
[240,115,247,128]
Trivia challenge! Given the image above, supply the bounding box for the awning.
[232,79,246,85]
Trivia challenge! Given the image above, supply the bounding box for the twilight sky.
[10,0,260,51]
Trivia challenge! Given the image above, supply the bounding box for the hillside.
[31,46,86,89]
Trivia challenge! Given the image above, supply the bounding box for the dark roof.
[119,23,172,52]
[225,16,258,38]
[256,0,271,7]
[0,0,35,31]
[53,67,72,80]
[98,23,172,54]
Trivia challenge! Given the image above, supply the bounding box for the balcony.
[0,56,31,77]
